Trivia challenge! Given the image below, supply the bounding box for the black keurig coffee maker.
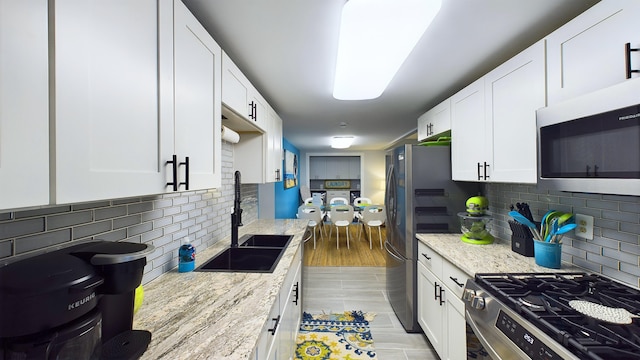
[0,241,154,360]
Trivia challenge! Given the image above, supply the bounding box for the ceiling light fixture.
[331,136,355,149]
[332,0,442,100]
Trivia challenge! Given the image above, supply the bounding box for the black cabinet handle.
[179,156,189,190]
[483,162,490,180]
[477,162,482,181]
[166,154,178,191]
[625,42,639,79]
[449,276,464,288]
[248,101,257,120]
[268,315,280,335]
[438,286,445,306]
[434,282,440,301]
[293,282,299,305]
[422,253,431,260]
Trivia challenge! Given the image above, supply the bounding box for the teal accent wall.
[275,138,300,219]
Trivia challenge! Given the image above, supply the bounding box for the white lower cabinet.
[254,245,302,360]
[417,242,469,360]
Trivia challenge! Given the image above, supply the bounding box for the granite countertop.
[416,233,584,277]
[133,219,308,360]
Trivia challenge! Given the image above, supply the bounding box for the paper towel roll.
[221,125,240,143]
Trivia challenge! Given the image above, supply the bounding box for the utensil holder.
[534,241,562,269]
[509,220,534,257]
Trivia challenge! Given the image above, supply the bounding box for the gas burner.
[519,295,546,310]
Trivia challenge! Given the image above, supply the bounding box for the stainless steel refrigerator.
[384,144,478,332]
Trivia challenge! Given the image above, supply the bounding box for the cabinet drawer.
[418,242,443,279]
[442,259,470,299]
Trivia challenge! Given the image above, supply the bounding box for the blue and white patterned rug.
[295,311,377,360]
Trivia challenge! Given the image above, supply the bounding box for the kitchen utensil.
[540,210,560,240]
[557,212,574,225]
[509,211,541,241]
[545,218,559,242]
[517,202,534,222]
[549,223,577,243]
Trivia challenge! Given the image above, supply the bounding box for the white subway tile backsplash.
[0,143,255,284]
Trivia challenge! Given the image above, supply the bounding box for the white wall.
[301,150,387,205]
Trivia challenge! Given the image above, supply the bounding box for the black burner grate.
[475,273,640,360]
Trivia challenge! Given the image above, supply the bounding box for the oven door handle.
[465,309,503,360]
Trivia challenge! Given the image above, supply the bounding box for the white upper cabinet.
[0,0,49,211]
[53,0,173,204]
[485,40,545,183]
[452,40,545,183]
[546,0,640,104]
[53,0,221,204]
[451,78,486,182]
[417,99,451,142]
[222,52,267,131]
[234,109,282,184]
[309,157,326,180]
[173,0,222,190]
[266,108,283,183]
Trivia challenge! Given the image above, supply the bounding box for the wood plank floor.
[302,222,387,267]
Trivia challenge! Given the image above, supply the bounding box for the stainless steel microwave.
[536,78,640,196]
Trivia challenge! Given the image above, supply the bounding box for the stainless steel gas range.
[464,272,640,360]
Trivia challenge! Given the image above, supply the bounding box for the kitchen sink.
[196,234,293,273]
[239,234,292,248]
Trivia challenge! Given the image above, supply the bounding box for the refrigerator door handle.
[384,241,405,262]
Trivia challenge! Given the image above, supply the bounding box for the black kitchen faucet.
[231,171,243,247]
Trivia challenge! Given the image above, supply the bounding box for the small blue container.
[178,240,196,273]
[533,241,562,269]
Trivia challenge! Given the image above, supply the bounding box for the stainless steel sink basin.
[239,234,292,248]
[196,235,293,273]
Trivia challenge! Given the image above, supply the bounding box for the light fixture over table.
[331,136,355,149]
[333,0,442,100]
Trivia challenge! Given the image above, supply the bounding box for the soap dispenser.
[178,237,196,272]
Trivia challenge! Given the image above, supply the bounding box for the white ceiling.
[181,0,599,152]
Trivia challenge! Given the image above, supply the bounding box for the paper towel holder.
[221,125,240,143]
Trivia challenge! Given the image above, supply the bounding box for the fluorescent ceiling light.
[333,0,442,100]
[331,136,355,149]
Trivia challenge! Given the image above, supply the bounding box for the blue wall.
[275,138,300,219]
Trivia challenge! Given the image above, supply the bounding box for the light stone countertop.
[133,219,308,360]
[416,233,584,277]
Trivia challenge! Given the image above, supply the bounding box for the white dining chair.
[329,197,349,206]
[328,205,354,249]
[353,197,372,235]
[298,205,324,248]
[359,205,386,249]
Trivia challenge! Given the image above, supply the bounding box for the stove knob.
[471,296,486,310]
[462,289,475,302]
